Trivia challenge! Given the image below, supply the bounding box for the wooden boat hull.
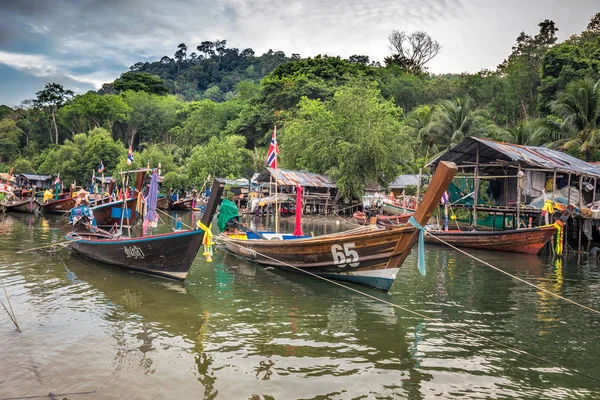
[221,161,458,291]
[170,198,193,211]
[424,226,557,255]
[222,226,417,291]
[3,199,38,213]
[383,203,415,216]
[38,197,76,214]
[91,198,139,227]
[157,197,169,210]
[353,211,411,225]
[66,230,205,280]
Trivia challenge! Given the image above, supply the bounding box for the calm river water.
[0,212,599,399]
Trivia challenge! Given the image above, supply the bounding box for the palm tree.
[401,105,437,161]
[498,118,554,146]
[550,77,600,161]
[430,97,477,146]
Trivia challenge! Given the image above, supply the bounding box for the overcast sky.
[0,0,597,106]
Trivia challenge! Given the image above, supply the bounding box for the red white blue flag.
[266,125,279,169]
[98,160,104,173]
[53,174,60,185]
[440,191,449,204]
[127,146,134,166]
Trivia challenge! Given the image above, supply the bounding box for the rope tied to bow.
[408,216,426,276]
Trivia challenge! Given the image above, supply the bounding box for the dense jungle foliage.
[1,13,599,199]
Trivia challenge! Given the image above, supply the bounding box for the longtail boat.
[424,205,573,255]
[219,162,458,291]
[65,177,226,280]
[424,227,557,255]
[353,211,412,225]
[383,203,415,216]
[38,197,76,214]
[170,197,194,211]
[2,198,38,213]
[157,195,169,210]
[89,170,145,227]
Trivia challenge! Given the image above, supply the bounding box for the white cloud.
[0,51,57,77]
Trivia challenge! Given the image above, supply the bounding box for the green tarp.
[217,199,240,232]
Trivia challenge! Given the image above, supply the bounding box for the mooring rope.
[0,258,20,332]
[426,233,600,315]
[217,236,600,383]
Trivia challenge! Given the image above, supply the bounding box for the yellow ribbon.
[197,221,214,262]
[542,200,554,214]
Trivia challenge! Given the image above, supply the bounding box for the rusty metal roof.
[256,168,336,188]
[429,137,600,177]
[17,173,53,181]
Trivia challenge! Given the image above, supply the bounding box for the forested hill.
[1,13,599,199]
[112,42,299,101]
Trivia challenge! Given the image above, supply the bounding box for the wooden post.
[552,168,557,199]
[516,162,521,229]
[387,161,458,270]
[473,144,479,228]
[567,174,572,205]
[578,175,583,253]
[416,167,423,206]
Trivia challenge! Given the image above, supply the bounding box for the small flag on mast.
[98,160,104,173]
[127,146,134,166]
[53,174,60,185]
[266,125,279,168]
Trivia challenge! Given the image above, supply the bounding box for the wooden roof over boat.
[256,168,336,189]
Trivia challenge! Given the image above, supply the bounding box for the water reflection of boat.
[221,162,457,291]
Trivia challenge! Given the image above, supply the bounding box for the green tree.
[499,20,559,120]
[550,77,600,160]
[0,118,23,163]
[161,171,189,193]
[0,105,12,119]
[430,97,479,146]
[170,99,244,149]
[113,72,170,95]
[38,128,126,183]
[401,105,436,160]
[10,158,35,174]
[282,81,411,199]
[58,92,131,137]
[33,83,74,144]
[120,91,182,146]
[496,118,555,145]
[186,135,251,186]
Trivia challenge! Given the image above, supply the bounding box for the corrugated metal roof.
[389,174,420,189]
[429,137,600,177]
[17,173,53,181]
[256,168,336,188]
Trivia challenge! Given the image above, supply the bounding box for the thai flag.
[98,160,104,173]
[266,125,279,168]
[440,191,449,204]
[127,146,134,166]
[53,174,60,185]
